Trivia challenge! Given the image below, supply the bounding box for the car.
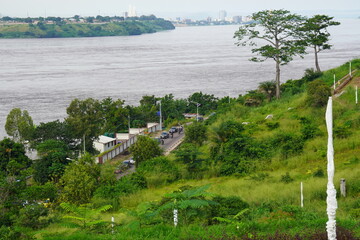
[123,158,135,165]
[169,127,178,133]
[160,131,169,139]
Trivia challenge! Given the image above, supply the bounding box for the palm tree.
[258,81,276,102]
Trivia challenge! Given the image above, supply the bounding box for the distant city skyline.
[0,0,359,19]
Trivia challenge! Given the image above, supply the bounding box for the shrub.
[280,172,294,183]
[210,196,249,220]
[265,121,280,130]
[15,204,49,229]
[306,79,331,107]
[334,124,352,139]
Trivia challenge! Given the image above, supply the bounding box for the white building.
[219,10,227,21]
[93,135,117,153]
[128,5,137,17]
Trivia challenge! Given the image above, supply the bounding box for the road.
[159,128,185,155]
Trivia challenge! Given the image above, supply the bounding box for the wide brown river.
[0,19,359,137]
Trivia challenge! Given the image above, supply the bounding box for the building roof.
[96,135,116,144]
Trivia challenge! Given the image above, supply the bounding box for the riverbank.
[0,19,175,38]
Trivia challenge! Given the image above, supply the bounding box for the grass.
[30,61,360,239]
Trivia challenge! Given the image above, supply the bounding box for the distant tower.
[128,5,137,17]
[219,10,227,21]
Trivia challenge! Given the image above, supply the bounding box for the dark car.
[169,127,178,133]
[160,131,170,139]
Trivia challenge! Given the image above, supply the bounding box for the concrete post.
[340,178,346,197]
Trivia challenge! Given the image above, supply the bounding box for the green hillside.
[0,19,175,38]
[1,60,359,240]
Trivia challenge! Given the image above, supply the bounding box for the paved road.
[159,128,185,154]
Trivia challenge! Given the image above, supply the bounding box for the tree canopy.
[5,108,34,142]
[299,15,340,72]
[130,136,163,167]
[234,9,306,99]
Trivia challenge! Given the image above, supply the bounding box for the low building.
[93,135,117,153]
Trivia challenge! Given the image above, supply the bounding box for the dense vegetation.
[1,59,359,239]
[0,17,175,38]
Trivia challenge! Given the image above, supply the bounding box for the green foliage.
[299,117,320,140]
[15,204,49,229]
[0,138,31,175]
[130,136,163,167]
[244,90,266,107]
[187,92,218,115]
[59,154,100,204]
[66,98,104,153]
[94,172,147,200]
[272,132,305,158]
[33,140,71,184]
[210,195,249,220]
[280,172,294,183]
[137,156,180,186]
[184,122,207,146]
[299,15,340,72]
[153,185,217,225]
[5,108,34,141]
[265,121,280,130]
[258,81,277,102]
[32,120,76,149]
[334,124,352,139]
[60,202,112,231]
[175,143,205,177]
[235,9,306,99]
[0,18,175,38]
[306,79,331,107]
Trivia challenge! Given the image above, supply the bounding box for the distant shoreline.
[0,19,175,39]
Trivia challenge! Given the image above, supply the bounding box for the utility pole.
[159,100,162,131]
[128,115,130,132]
[83,135,85,154]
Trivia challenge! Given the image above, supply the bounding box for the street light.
[157,100,162,131]
[190,101,201,122]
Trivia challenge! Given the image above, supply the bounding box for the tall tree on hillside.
[130,136,162,167]
[65,98,103,153]
[234,9,306,99]
[299,15,340,72]
[5,108,34,142]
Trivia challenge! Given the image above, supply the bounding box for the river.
[0,19,359,137]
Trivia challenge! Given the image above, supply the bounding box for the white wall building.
[93,135,117,153]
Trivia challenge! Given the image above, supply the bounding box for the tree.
[258,81,277,102]
[306,79,331,107]
[59,154,100,204]
[0,138,31,175]
[32,120,76,149]
[234,9,306,99]
[5,108,34,142]
[33,140,71,184]
[184,122,207,146]
[65,98,103,153]
[130,136,162,167]
[300,15,340,72]
[175,143,203,174]
[187,92,218,115]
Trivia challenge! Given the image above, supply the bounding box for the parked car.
[160,131,170,139]
[169,127,178,133]
[123,158,135,165]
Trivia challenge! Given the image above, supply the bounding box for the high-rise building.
[219,10,227,21]
[128,5,137,17]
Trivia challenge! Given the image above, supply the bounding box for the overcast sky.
[1,0,359,19]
